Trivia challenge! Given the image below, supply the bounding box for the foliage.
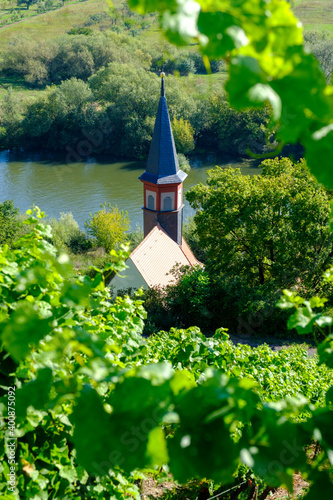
[0,199,20,246]
[171,117,195,154]
[67,231,93,254]
[0,213,332,499]
[0,88,24,149]
[182,216,206,262]
[49,212,82,250]
[177,153,191,174]
[143,327,333,407]
[17,0,38,10]
[85,202,130,252]
[142,266,291,336]
[0,32,150,87]
[126,224,144,252]
[89,62,197,157]
[0,208,147,499]
[207,92,271,155]
[127,0,333,192]
[1,0,333,495]
[186,158,332,288]
[304,30,333,83]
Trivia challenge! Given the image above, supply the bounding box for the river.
[0,151,261,229]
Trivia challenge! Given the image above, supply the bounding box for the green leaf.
[15,368,53,417]
[248,84,281,120]
[145,427,169,466]
[287,307,317,334]
[1,301,51,361]
[318,335,333,368]
[71,385,114,475]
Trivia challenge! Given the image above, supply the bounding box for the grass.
[294,0,333,33]
[0,0,91,28]
[0,74,48,99]
[180,72,228,99]
[0,0,107,44]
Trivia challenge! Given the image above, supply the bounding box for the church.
[111,73,201,294]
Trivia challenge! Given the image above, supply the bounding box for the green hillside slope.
[0,0,331,47]
[295,0,333,33]
[0,0,108,44]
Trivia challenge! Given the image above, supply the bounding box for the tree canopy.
[186,158,332,287]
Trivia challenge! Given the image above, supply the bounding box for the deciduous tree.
[186,158,332,288]
[85,203,130,252]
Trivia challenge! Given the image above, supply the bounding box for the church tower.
[139,73,187,245]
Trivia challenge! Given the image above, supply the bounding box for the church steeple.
[139,73,187,186]
[139,73,187,245]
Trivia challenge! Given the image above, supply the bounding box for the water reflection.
[0,150,261,229]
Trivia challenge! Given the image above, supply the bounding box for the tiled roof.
[130,225,201,288]
[139,78,187,185]
[139,170,187,185]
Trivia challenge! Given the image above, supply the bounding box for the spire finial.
[160,72,165,97]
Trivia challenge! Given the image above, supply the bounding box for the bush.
[49,212,81,250]
[177,153,191,174]
[85,203,130,252]
[67,232,93,254]
[171,117,195,154]
[0,200,20,246]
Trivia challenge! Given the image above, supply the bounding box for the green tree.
[207,92,271,155]
[85,203,130,252]
[172,117,195,154]
[49,212,82,250]
[186,158,332,287]
[0,88,24,148]
[89,63,197,157]
[0,200,20,246]
[304,30,333,83]
[17,0,38,10]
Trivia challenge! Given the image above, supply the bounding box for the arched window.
[163,196,172,211]
[147,195,155,210]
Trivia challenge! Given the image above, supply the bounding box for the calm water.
[0,151,261,229]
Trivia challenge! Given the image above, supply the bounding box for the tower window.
[147,195,155,210]
[163,196,172,211]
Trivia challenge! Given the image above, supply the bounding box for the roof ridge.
[130,224,163,258]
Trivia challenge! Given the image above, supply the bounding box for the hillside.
[0,0,331,48]
[295,0,333,34]
[0,0,108,44]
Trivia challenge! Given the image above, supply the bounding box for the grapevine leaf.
[1,301,51,362]
[15,368,53,417]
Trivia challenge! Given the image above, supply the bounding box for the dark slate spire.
[139,73,187,185]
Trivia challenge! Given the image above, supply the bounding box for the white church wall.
[109,257,149,295]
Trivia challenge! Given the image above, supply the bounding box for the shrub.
[0,200,20,246]
[85,203,130,252]
[67,232,93,254]
[49,212,81,250]
[172,117,195,154]
[177,153,191,174]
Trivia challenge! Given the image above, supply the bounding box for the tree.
[186,158,332,288]
[207,92,271,155]
[49,212,81,250]
[304,30,333,83]
[85,203,130,252]
[0,200,20,246]
[17,0,38,10]
[172,117,195,154]
[89,63,197,157]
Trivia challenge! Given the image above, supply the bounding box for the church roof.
[139,75,187,186]
[129,224,201,288]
